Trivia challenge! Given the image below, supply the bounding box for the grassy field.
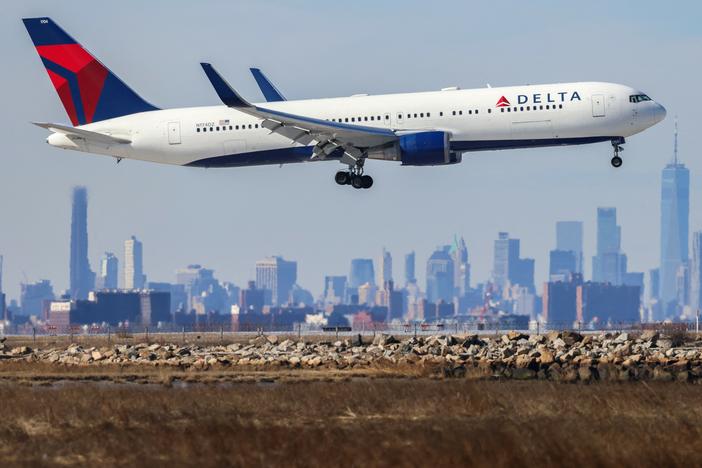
[0,380,701,467]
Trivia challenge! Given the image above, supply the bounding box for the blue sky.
[1,1,700,299]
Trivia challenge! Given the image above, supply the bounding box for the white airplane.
[24,17,666,190]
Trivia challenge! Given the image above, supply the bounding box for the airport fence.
[1,319,700,346]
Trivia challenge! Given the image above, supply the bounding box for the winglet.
[200,63,251,108]
[250,68,286,102]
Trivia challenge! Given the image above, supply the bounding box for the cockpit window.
[629,94,652,103]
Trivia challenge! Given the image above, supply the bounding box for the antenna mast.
[673,116,679,165]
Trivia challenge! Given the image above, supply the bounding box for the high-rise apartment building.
[124,236,146,289]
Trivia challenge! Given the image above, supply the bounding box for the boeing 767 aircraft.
[23,17,666,189]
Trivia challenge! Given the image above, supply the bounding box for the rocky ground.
[1,330,700,382]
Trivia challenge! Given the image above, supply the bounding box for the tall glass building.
[556,221,584,274]
[659,124,689,306]
[69,187,95,300]
[349,258,375,288]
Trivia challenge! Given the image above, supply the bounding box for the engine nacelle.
[366,131,462,165]
[399,131,450,166]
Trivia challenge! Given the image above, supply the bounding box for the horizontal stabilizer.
[33,122,131,144]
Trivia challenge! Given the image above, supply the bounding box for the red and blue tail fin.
[23,17,158,126]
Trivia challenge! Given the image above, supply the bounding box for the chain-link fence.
[1,319,700,347]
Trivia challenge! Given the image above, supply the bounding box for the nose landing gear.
[335,160,373,189]
[611,137,625,168]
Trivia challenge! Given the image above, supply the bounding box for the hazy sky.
[1,1,700,300]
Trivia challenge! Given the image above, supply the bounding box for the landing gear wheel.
[610,137,625,169]
[361,175,373,189]
[351,175,364,189]
[335,171,350,185]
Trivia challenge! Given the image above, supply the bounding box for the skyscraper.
[404,251,416,285]
[124,236,146,289]
[592,208,627,285]
[0,254,3,294]
[377,248,392,286]
[493,232,534,292]
[426,246,454,303]
[256,256,297,306]
[69,187,95,300]
[549,250,577,281]
[660,120,689,305]
[97,252,119,290]
[493,232,518,289]
[349,258,375,288]
[451,236,470,296]
[691,232,702,313]
[556,221,584,274]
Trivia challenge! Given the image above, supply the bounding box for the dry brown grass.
[0,379,701,467]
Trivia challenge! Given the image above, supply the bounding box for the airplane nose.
[653,103,666,124]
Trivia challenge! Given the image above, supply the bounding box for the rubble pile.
[1,330,700,381]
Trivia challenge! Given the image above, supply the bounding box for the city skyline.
[0,1,698,301]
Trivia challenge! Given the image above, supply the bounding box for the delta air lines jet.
[24,17,666,190]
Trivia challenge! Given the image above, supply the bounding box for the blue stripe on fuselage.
[185,136,618,168]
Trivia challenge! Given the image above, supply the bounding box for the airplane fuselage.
[47,81,666,168]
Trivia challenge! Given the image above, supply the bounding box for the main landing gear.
[611,137,625,168]
[335,161,373,189]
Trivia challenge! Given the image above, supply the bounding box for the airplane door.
[592,95,605,117]
[167,121,181,144]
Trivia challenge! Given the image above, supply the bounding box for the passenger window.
[501,108,505,113]
[546,105,550,110]
[459,111,463,115]
[559,104,563,109]
[452,111,456,116]
[468,110,472,115]
[540,105,543,110]
[507,108,511,112]
[475,109,479,114]
[196,128,200,132]
[216,126,220,131]
[439,112,443,116]
[427,112,431,117]
[209,127,213,132]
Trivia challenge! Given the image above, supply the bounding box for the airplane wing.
[201,63,397,165]
[250,68,287,102]
[32,122,131,145]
